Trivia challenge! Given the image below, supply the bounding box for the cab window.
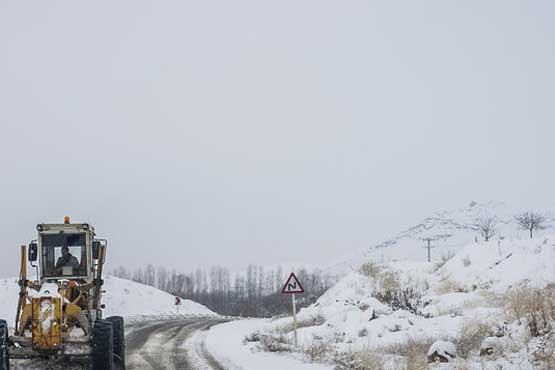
[42,234,87,277]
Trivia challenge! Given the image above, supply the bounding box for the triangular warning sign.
[281,272,305,294]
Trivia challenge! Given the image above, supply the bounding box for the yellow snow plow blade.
[31,297,62,351]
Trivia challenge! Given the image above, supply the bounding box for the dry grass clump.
[360,262,401,291]
[304,340,334,363]
[503,284,555,337]
[534,332,555,370]
[381,337,434,370]
[274,314,326,334]
[334,350,385,370]
[360,262,425,313]
[453,317,494,358]
[434,250,455,270]
[436,278,465,294]
[259,334,293,352]
[360,262,384,279]
[462,256,472,267]
[244,331,262,343]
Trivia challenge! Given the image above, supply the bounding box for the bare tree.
[515,211,546,239]
[145,264,156,287]
[157,266,169,290]
[474,215,498,242]
[126,264,336,318]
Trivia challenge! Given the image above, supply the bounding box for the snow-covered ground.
[211,234,555,370]
[186,319,333,370]
[0,275,215,327]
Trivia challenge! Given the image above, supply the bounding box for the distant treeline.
[110,265,337,317]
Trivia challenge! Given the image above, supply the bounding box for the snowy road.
[126,318,228,370]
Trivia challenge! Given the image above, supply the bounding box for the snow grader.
[0,217,125,370]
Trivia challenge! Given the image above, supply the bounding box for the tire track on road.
[126,319,227,370]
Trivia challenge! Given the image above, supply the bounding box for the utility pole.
[422,238,437,262]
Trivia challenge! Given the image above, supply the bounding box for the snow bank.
[0,275,215,327]
[202,319,332,370]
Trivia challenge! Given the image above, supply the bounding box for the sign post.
[281,272,304,347]
[292,293,297,346]
[175,296,182,314]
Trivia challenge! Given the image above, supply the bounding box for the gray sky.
[1,1,554,277]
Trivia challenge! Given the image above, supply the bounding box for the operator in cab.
[55,246,80,275]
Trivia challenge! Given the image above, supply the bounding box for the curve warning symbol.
[281,272,305,294]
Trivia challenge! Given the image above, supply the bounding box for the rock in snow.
[480,336,505,356]
[427,340,457,363]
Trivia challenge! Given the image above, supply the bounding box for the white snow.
[198,319,333,370]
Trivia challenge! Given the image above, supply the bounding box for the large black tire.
[106,316,125,369]
[0,319,9,370]
[92,320,113,370]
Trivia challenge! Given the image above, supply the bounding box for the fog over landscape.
[1,1,554,277]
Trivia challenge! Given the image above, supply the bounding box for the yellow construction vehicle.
[0,217,124,370]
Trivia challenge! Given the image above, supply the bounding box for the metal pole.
[427,239,431,262]
[292,293,298,347]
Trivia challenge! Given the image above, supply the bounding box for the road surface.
[126,318,228,370]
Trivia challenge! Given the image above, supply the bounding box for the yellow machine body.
[9,219,109,361]
[31,297,62,351]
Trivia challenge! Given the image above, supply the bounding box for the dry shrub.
[374,287,422,313]
[503,284,555,337]
[259,334,292,352]
[361,261,429,317]
[381,337,434,370]
[334,350,385,370]
[274,314,326,334]
[304,340,334,363]
[436,278,465,294]
[244,331,262,343]
[444,359,473,370]
[381,270,401,291]
[435,250,455,270]
[454,318,494,358]
[534,332,555,370]
[462,256,471,267]
[360,262,383,279]
[361,263,425,313]
[354,351,385,370]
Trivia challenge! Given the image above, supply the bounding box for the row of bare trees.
[473,210,549,242]
[111,264,336,317]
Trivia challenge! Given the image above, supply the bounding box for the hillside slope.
[241,234,555,370]
[329,201,553,274]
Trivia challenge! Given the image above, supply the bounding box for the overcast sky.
[0,1,554,278]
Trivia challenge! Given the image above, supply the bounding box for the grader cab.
[0,218,125,370]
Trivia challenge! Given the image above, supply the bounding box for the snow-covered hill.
[329,201,554,274]
[0,275,215,327]
[241,234,555,370]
